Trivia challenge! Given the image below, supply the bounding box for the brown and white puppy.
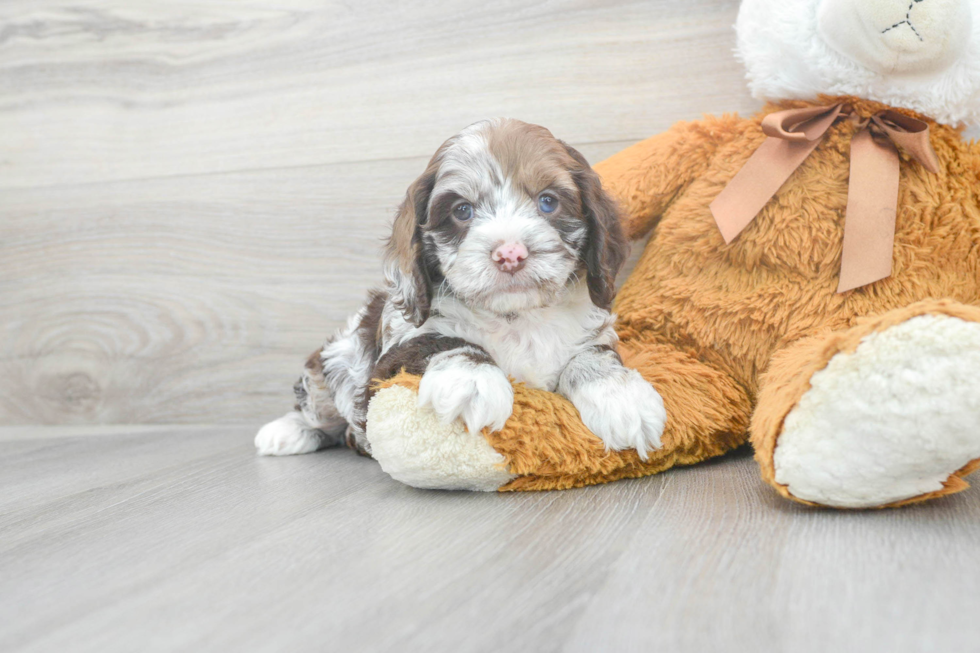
[255,119,666,460]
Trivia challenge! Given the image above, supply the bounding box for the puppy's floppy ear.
[562,141,630,310]
[383,161,438,326]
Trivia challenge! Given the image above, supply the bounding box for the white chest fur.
[392,283,617,392]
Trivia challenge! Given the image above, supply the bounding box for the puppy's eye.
[538,193,558,214]
[453,203,474,221]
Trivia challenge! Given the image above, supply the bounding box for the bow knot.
[709,102,940,292]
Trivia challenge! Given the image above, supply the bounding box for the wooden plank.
[0,0,757,189]
[0,424,213,441]
[0,0,761,426]
[1,157,402,424]
[0,425,247,517]
[564,456,980,653]
[0,426,664,652]
[1,427,978,652]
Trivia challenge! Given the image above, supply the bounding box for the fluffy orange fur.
[380,96,980,505]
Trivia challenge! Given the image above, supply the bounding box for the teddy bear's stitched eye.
[453,203,474,221]
[538,193,558,214]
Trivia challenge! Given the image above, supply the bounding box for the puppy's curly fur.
[256,118,666,459]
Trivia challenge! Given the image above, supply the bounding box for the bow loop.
[760,104,844,142]
[709,102,940,292]
[871,111,941,174]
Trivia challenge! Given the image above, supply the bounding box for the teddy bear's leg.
[615,337,753,464]
[752,300,980,508]
[493,338,753,490]
[366,333,754,492]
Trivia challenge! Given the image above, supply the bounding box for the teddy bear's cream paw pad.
[366,385,517,491]
[774,315,980,508]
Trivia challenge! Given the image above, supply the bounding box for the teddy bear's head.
[737,0,980,126]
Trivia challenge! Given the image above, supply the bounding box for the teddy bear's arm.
[594,118,734,240]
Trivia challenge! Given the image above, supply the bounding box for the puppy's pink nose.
[491,242,528,273]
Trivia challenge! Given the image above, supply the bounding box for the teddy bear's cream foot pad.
[367,384,517,491]
[774,315,980,508]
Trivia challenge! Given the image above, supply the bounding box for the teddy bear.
[364,0,980,508]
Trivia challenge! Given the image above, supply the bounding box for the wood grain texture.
[0,0,757,190]
[0,0,762,426]
[1,426,979,652]
[0,144,634,425]
[1,158,411,424]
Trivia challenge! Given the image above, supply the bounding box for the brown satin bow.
[709,103,940,292]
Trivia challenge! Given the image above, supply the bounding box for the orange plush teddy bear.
[365,0,980,508]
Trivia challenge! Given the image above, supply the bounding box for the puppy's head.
[384,118,628,325]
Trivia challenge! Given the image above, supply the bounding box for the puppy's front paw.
[570,369,666,460]
[417,354,514,436]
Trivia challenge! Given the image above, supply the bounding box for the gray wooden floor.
[2,426,979,653]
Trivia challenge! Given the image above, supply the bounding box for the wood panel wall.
[3,0,762,425]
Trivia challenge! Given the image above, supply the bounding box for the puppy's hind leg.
[255,349,349,456]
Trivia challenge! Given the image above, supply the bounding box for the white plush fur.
[774,315,980,508]
[367,385,517,491]
[737,0,980,126]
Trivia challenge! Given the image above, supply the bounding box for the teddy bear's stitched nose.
[880,0,925,41]
[817,0,971,75]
